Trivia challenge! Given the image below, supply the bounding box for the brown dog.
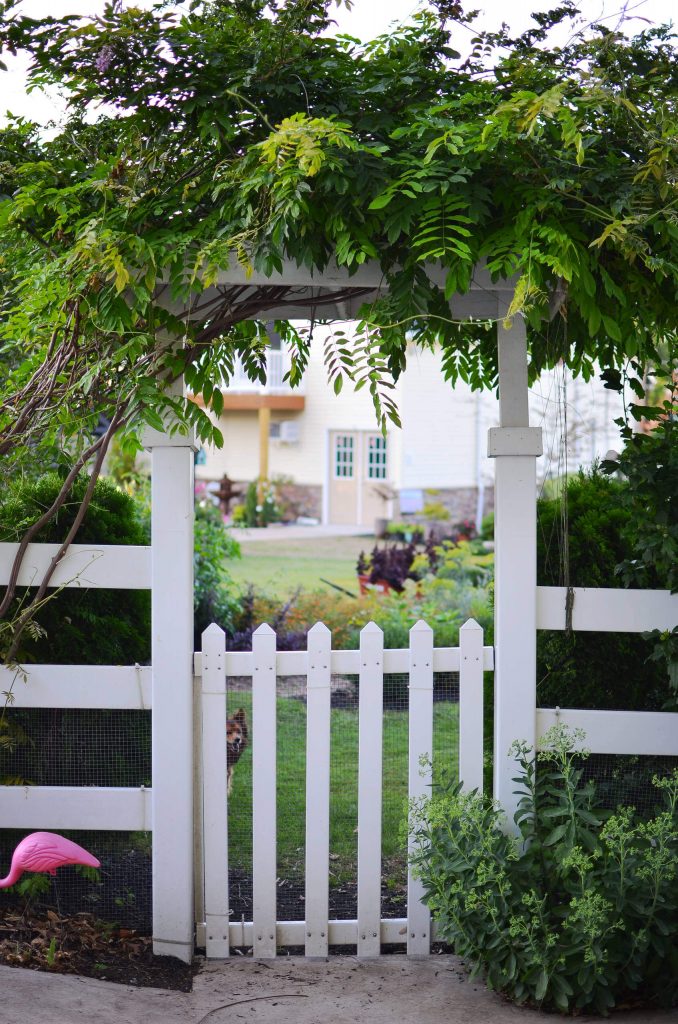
[226,707,249,796]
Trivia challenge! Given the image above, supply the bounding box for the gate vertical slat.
[252,624,278,958]
[407,620,433,956]
[357,621,384,957]
[305,622,332,957]
[459,619,484,793]
[201,623,229,958]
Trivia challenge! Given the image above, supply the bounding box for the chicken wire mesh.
[575,753,678,817]
[224,670,460,936]
[1,708,151,787]
[0,708,152,930]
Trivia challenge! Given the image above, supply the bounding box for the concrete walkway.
[4,956,678,1024]
[229,523,371,543]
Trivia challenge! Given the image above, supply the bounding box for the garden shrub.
[231,478,280,527]
[409,725,678,1015]
[602,386,677,692]
[0,473,153,790]
[193,500,241,647]
[536,469,667,711]
[0,473,151,665]
[229,587,359,651]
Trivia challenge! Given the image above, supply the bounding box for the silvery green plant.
[409,725,678,1015]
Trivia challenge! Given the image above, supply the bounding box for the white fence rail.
[537,585,678,633]
[196,618,491,959]
[0,542,150,590]
[535,584,678,754]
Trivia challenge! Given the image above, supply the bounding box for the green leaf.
[543,823,569,846]
[535,969,549,1001]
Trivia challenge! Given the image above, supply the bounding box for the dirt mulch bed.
[0,907,194,991]
[0,862,414,990]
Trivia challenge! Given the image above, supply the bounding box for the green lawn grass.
[229,535,371,598]
[226,694,459,882]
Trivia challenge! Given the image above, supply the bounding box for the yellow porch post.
[258,405,271,480]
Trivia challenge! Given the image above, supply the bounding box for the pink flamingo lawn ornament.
[0,832,100,888]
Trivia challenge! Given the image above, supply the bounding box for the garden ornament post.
[0,832,100,888]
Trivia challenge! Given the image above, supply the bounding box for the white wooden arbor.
[149,259,540,960]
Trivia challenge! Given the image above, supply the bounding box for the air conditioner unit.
[279,420,300,444]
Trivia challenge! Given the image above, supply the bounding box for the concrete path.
[229,523,371,543]
[3,956,678,1024]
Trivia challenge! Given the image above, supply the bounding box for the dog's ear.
[233,707,248,742]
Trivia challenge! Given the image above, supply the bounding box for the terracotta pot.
[358,574,392,596]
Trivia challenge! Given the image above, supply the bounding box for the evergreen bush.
[536,470,667,711]
[0,473,150,665]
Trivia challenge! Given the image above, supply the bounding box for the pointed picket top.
[460,617,482,633]
[202,621,225,642]
[360,620,383,635]
[253,622,276,637]
[308,621,331,637]
[410,619,433,635]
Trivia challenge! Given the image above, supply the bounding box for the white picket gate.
[194,618,493,959]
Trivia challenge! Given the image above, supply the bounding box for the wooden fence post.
[305,622,332,958]
[407,620,433,956]
[357,621,384,958]
[252,623,278,958]
[201,623,229,959]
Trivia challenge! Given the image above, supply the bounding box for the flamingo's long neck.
[0,856,23,889]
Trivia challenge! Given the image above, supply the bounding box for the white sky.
[1,0,675,125]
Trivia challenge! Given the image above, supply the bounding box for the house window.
[367,434,387,480]
[334,435,354,478]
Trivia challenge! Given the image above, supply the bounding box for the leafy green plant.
[386,522,425,544]
[193,500,241,645]
[15,872,52,900]
[409,725,678,1015]
[479,512,494,542]
[232,479,281,528]
[422,501,449,522]
[45,936,58,967]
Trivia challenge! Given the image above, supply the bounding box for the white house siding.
[195,332,625,523]
[398,346,498,490]
[196,410,260,481]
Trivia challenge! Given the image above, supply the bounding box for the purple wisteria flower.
[95,45,115,73]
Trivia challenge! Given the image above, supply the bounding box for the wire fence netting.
[225,671,459,935]
[575,753,678,817]
[1,709,152,930]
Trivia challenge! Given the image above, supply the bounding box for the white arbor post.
[145,393,197,962]
[488,310,542,830]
